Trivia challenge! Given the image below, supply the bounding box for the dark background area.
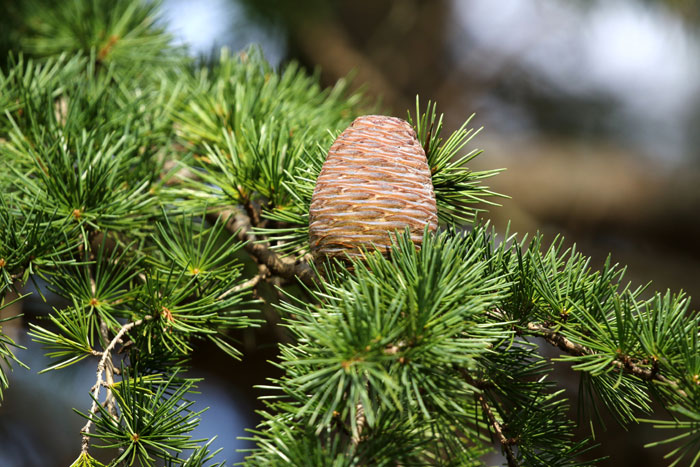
[1,0,699,465]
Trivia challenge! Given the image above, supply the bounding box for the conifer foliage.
[0,1,698,466]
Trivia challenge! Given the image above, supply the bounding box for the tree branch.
[526,323,588,357]
[98,319,117,417]
[208,208,317,288]
[460,369,518,465]
[80,317,149,454]
[162,155,318,288]
[477,393,519,467]
[526,322,687,398]
[217,272,264,300]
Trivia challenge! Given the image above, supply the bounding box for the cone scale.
[309,115,438,261]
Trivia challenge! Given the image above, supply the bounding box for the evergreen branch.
[250,229,513,462]
[526,322,587,357]
[217,273,264,300]
[477,392,519,467]
[210,207,316,288]
[461,366,525,467]
[134,265,256,357]
[80,316,149,454]
[99,318,117,418]
[3,0,698,462]
[84,370,205,465]
[17,0,180,70]
[161,144,318,287]
[493,231,697,427]
[526,322,688,399]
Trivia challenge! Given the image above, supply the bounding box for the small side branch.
[210,208,316,288]
[99,319,117,417]
[163,162,317,287]
[461,369,518,466]
[477,393,519,467]
[526,322,687,398]
[526,323,587,357]
[218,273,264,300]
[80,317,148,454]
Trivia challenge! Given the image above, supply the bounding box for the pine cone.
[309,115,438,261]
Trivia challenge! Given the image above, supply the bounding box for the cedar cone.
[309,115,438,261]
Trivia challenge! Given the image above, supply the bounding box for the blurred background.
[1,0,699,465]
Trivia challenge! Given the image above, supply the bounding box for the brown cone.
[309,115,438,261]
